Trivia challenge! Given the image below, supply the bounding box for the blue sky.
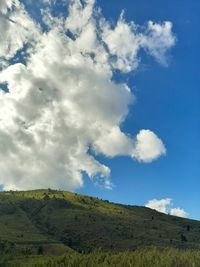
[0,0,199,220]
[77,0,200,219]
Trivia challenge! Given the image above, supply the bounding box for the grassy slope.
[8,248,200,267]
[0,189,200,257]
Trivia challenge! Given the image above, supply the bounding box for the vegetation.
[5,248,200,267]
[0,189,200,266]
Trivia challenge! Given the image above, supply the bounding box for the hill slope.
[0,189,200,257]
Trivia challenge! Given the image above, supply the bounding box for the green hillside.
[0,189,200,266]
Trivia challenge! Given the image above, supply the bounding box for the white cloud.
[141,21,176,66]
[145,198,188,218]
[133,129,166,162]
[0,0,40,66]
[0,0,175,191]
[101,13,176,72]
[101,12,140,72]
[0,0,13,14]
[145,198,172,213]
[170,208,188,218]
[65,0,95,35]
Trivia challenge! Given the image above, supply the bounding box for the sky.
[0,0,199,219]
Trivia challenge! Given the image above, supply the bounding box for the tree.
[37,245,44,255]
[186,225,190,231]
[181,234,187,243]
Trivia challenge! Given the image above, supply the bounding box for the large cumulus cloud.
[0,0,175,190]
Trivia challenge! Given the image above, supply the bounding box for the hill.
[0,189,200,260]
